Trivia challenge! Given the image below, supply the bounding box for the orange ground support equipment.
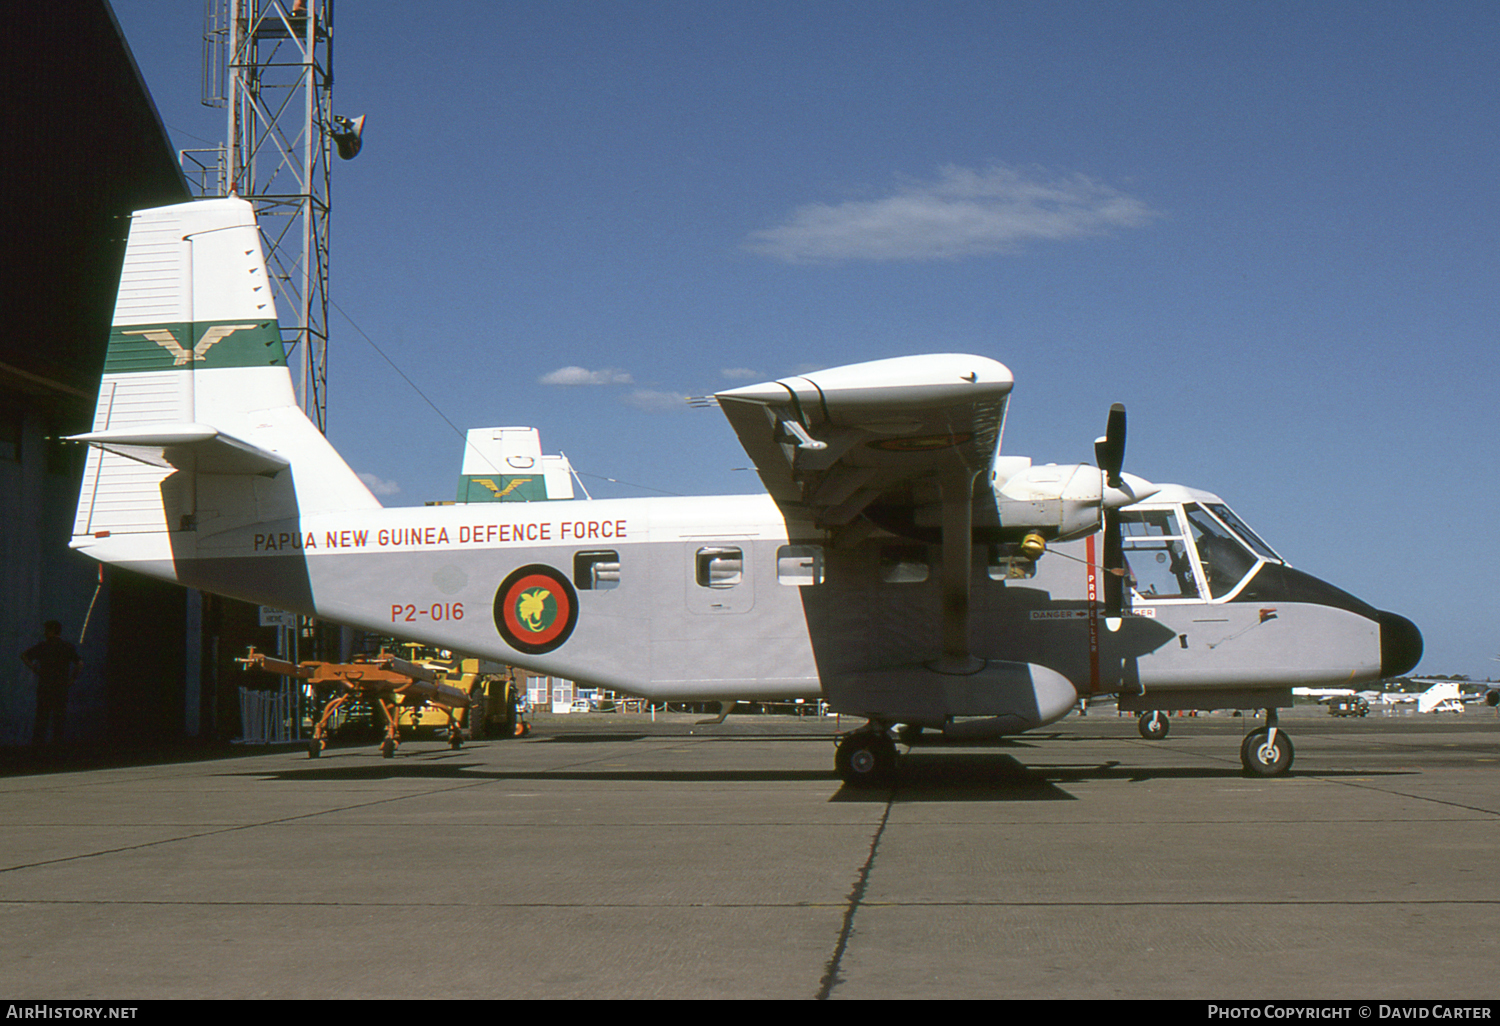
[237,648,479,758]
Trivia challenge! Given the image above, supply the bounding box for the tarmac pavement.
[1,707,1497,1000]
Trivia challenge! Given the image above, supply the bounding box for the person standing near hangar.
[20,620,82,745]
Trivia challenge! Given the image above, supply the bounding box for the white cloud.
[621,388,688,413]
[539,366,635,386]
[719,367,761,381]
[358,472,401,496]
[744,164,1158,263]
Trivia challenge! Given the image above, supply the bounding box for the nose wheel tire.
[835,731,899,788]
[1240,728,1293,777]
[1138,711,1169,740]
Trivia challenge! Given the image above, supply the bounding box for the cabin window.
[987,544,1037,581]
[574,550,620,590]
[776,545,824,586]
[879,545,929,584]
[1121,508,1199,600]
[696,546,743,589]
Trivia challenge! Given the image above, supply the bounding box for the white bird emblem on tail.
[122,324,256,366]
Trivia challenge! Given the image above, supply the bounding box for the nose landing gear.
[1241,709,1294,777]
[1138,711,1170,740]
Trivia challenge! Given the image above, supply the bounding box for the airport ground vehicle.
[237,645,528,756]
[1328,696,1369,717]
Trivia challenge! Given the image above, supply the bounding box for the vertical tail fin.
[70,198,377,564]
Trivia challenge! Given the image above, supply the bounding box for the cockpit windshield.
[1117,502,1280,602]
[1204,503,1281,562]
[1183,504,1258,598]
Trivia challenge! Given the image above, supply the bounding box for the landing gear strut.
[835,727,899,788]
[1240,709,1293,777]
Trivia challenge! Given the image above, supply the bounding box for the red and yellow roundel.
[493,564,579,655]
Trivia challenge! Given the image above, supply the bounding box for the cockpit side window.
[1120,509,1199,600]
[1184,504,1258,598]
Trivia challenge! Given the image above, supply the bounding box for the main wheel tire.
[467,690,488,741]
[1139,712,1170,740]
[1240,728,1294,777]
[835,732,898,788]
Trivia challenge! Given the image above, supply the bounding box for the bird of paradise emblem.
[494,565,578,654]
[515,587,556,633]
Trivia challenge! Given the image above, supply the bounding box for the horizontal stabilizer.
[69,423,290,477]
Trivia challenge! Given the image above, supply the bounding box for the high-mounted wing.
[714,354,1013,536]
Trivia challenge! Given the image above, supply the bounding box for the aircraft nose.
[1378,611,1423,677]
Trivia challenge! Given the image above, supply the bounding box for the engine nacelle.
[990,458,1156,540]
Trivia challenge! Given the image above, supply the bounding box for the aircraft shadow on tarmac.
[535,732,841,744]
[536,733,650,744]
[227,762,835,785]
[836,753,1418,802]
[224,744,1416,798]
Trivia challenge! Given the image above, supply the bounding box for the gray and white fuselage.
[78,482,1416,710]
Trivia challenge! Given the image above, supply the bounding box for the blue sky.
[111,1,1497,677]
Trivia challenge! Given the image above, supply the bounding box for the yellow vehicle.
[396,645,530,740]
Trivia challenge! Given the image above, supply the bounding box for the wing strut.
[936,467,983,674]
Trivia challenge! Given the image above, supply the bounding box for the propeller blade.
[1102,505,1124,618]
[1094,404,1128,619]
[1093,403,1126,489]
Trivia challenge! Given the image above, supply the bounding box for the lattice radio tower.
[183,0,362,433]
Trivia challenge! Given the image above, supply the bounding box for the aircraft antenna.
[561,454,594,501]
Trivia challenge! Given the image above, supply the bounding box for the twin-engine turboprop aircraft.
[68,198,1423,784]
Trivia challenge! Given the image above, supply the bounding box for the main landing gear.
[1138,711,1169,740]
[1240,708,1294,777]
[835,726,899,788]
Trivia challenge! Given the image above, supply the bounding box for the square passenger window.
[776,545,824,586]
[879,545,929,584]
[696,546,743,588]
[574,550,620,590]
[986,544,1037,581]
